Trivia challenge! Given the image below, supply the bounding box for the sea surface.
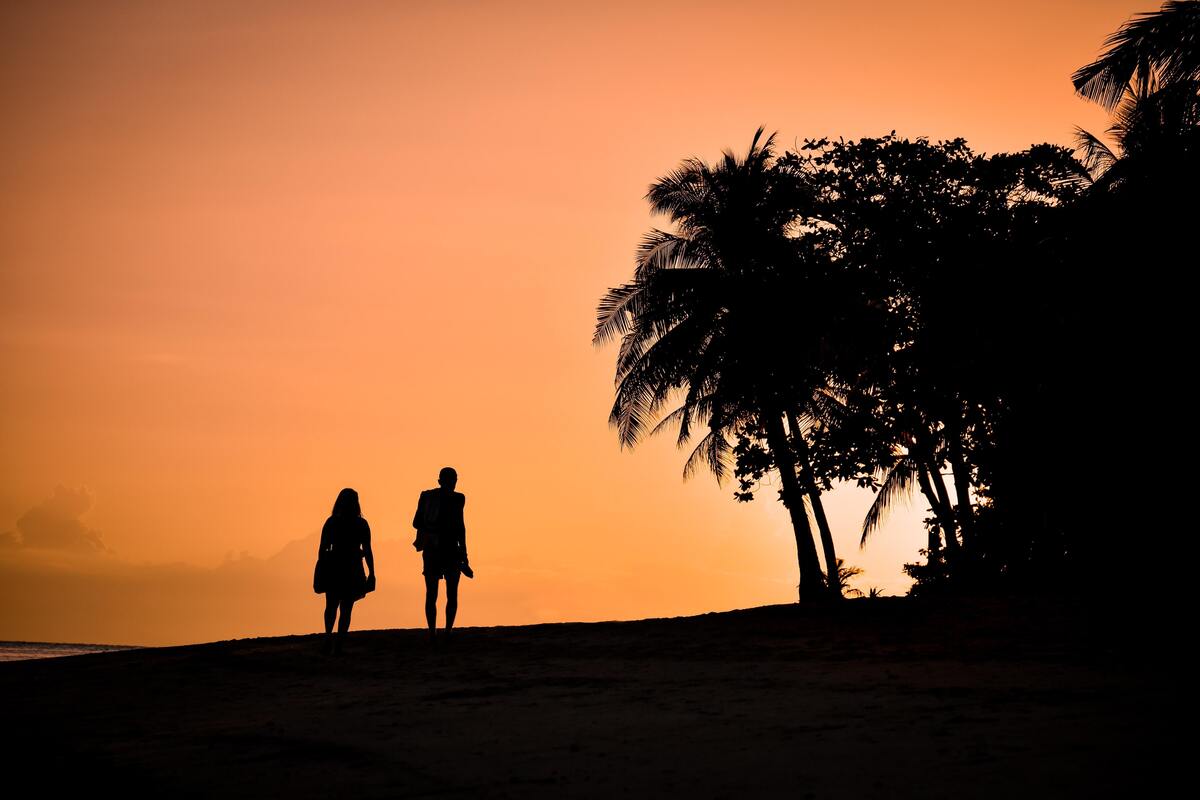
[0,641,140,662]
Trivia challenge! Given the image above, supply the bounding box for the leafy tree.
[779,136,1085,585]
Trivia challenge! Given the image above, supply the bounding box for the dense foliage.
[594,3,1197,600]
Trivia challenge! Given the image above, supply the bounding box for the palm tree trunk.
[786,410,841,598]
[763,411,825,603]
[916,463,944,553]
[926,458,959,553]
[943,415,975,551]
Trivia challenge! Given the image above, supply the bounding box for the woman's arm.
[362,519,375,577]
[319,518,330,554]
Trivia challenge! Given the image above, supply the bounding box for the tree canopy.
[594,2,1197,600]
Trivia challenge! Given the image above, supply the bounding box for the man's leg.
[445,570,461,631]
[424,574,440,640]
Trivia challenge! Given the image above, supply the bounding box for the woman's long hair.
[331,488,362,518]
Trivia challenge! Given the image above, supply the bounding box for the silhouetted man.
[412,467,470,643]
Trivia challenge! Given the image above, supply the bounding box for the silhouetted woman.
[317,488,375,655]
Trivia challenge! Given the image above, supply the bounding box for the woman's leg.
[324,593,338,633]
[337,598,354,634]
[333,597,354,654]
[322,593,339,654]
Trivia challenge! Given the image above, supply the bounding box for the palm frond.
[860,457,917,547]
[646,159,711,220]
[610,315,721,446]
[593,282,643,346]
[649,399,697,441]
[681,427,733,483]
[634,229,703,278]
[1072,126,1117,178]
[1072,1,1200,110]
[645,386,718,444]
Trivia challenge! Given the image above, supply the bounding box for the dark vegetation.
[594,3,1198,602]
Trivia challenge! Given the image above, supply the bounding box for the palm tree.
[813,373,961,557]
[1073,2,1200,187]
[1072,1,1200,111]
[1068,5,1198,591]
[1075,78,1200,187]
[593,129,834,602]
[862,452,935,551]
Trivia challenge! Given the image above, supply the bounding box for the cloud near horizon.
[1,486,108,553]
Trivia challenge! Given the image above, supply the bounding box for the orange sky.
[0,1,1134,645]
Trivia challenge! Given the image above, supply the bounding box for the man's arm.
[412,492,424,530]
[459,494,468,558]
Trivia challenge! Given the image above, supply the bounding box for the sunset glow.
[1,1,1134,645]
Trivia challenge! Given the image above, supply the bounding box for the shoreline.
[0,640,142,662]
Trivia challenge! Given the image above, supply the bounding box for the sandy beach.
[1,596,1169,798]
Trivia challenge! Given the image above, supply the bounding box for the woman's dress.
[320,515,369,599]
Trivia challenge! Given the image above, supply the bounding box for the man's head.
[438,467,458,490]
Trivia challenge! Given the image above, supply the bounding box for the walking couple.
[314,467,471,654]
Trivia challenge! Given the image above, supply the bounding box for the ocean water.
[0,642,140,662]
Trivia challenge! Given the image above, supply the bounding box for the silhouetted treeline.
[595,2,1198,601]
